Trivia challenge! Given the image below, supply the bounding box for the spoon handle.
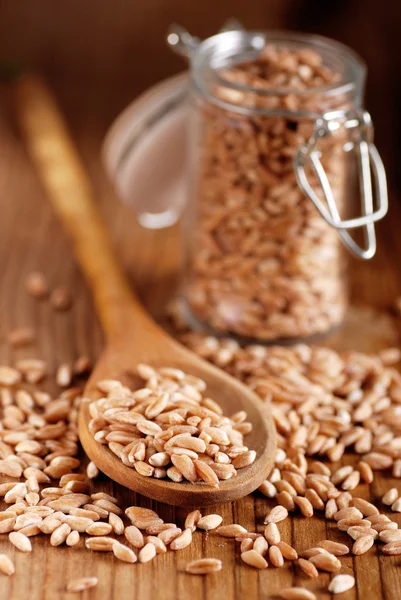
[13,74,151,340]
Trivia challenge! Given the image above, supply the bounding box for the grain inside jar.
[184,39,358,342]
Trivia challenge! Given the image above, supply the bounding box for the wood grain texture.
[0,81,401,599]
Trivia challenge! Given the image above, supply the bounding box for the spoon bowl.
[80,334,276,506]
[14,74,276,507]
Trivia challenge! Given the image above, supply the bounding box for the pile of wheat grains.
[186,43,349,342]
[1,289,401,597]
[88,364,255,485]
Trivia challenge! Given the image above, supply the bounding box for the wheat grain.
[50,287,72,311]
[294,496,313,517]
[277,491,295,511]
[391,498,401,512]
[25,272,49,299]
[264,522,280,545]
[8,327,35,347]
[86,522,112,536]
[113,542,137,563]
[382,488,399,506]
[138,542,157,563]
[17,525,41,537]
[264,506,288,524]
[301,548,330,559]
[253,536,268,557]
[185,558,222,574]
[158,527,182,545]
[40,517,62,534]
[0,367,21,386]
[240,549,268,569]
[197,515,223,531]
[278,588,316,600]
[124,525,145,548]
[352,535,374,555]
[268,545,284,567]
[0,517,16,534]
[379,529,401,543]
[66,530,80,547]
[85,537,115,551]
[372,521,398,533]
[146,523,176,535]
[185,510,202,532]
[61,516,94,532]
[334,507,363,522]
[352,498,379,517]
[297,558,318,578]
[358,461,374,483]
[170,528,192,550]
[66,577,98,592]
[316,540,349,556]
[240,538,254,553]
[216,524,247,538]
[325,499,338,520]
[9,531,32,552]
[309,553,341,572]
[277,541,298,561]
[382,541,401,555]
[109,513,124,536]
[348,526,378,540]
[125,507,159,529]
[50,523,71,546]
[337,518,371,531]
[328,574,355,594]
[0,554,15,576]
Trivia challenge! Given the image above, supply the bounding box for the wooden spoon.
[13,74,276,506]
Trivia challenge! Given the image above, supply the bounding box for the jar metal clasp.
[294,109,388,259]
[167,19,246,58]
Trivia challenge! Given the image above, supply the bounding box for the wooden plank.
[1,84,401,600]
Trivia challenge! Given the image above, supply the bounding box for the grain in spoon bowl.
[88,364,256,486]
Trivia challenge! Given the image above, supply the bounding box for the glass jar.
[168,25,388,343]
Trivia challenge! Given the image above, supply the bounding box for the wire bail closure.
[294,109,388,259]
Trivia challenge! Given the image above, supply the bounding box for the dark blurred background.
[0,0,400,193]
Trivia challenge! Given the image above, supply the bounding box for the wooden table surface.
[1,80,401,600]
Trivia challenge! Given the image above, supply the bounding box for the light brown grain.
[185,558,222,574]
[9,531,32,552]
[240,549,268,569]
[0,554,15,576]
[309,553,341,572]
[297,558,318,578]
[66,577,98,592]
[278,588,316,600]
[316,540,349,556]
[329,574,355,594]
[352,535,374,555]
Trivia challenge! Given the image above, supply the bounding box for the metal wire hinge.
[294,109,388,259]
